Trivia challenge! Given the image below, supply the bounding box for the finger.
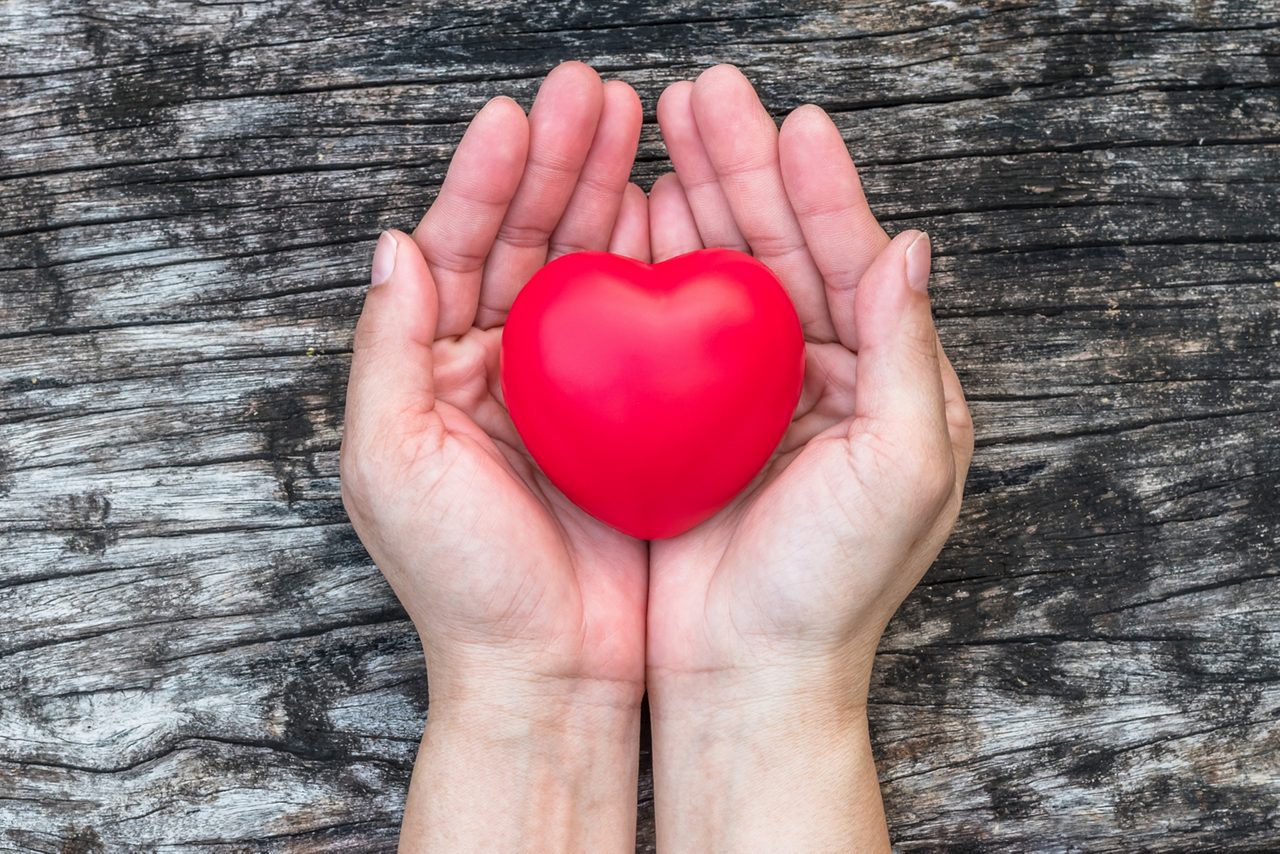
[477,61,605,328]
[609,182,651,261]
[346,231,438,445]
[648,173,702,262]
[852,230,948,446]
[412,97,529,339]
[779,105,889,351]
[937,336,975,490]
[548,80,643,260]
[689,64,835,341]
[655,80,748,252]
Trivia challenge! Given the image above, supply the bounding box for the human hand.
[340,62,651,851]
[644,65,974,851]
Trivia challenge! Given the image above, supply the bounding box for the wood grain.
[2,0,1277,850]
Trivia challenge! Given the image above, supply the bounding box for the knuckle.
[820,264,861,295]
[717,150,774,182]
[495,219,550,250]
[745,233,807,262]
[421,236,486,275]
[789,192,844,220]
[547,236,597,259]
[573,169,622,199]
[526,146,582,179]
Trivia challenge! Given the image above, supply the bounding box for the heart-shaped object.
[501,249,805,539]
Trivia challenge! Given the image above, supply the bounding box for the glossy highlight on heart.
[501,249,805,539]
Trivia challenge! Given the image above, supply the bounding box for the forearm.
[649,666,889,853]
[400,691,642,852]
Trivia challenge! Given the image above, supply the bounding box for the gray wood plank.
[1,0,1277,850]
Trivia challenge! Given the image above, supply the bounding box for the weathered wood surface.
[2,0,1278,850]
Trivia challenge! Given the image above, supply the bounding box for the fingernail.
[371,231,396,287]
[906,231,931,293]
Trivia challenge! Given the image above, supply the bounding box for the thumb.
[852,230,949,447]
[344,230,439,446]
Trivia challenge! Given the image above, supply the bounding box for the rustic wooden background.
[2,0,1277,850]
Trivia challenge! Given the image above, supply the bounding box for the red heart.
[501,249,805,539]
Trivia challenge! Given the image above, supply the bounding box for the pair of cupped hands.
[341,61,973,848]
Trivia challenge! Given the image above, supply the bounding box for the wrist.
[647,652,889,853]
[425,681,642,753]
[648,659,871,766]
[402,684,641,853]
[648,633,879,719]
[422,634,646,719]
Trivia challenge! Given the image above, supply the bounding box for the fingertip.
[617,182,646,216]
[893,228,927,249]
[550,59,602,85]
[785,102,827,120]
[780,108,852,182]
[609,182,651,262]
[856,229,935,344]
[527,61,605,151]
[539,60,604,109]
[623,181,648,226]
[648,172,685,217]
[656,82,706,180]
[602,78,644,140]
[694,63,748,90]
[691,63,756,112]
[779,107,836,196]
[649,171,680,197]
[378,230,435,298]
[881,229,928,285]
[649,173,702,262]
[648,172,693,221]
[474,95,529,138]
[851,229,946,432]
[373,228,418,284]
[385,227,418,250]
[604,78,642,108]
[906,231,932,292]
[656,80,694,126]
[379,228,429,277]
[481,94,526,117]
[370,230,397,287]
[349,229,438,442]
[689,63,775,148]
[464,96,530,172]
[887,229,927,266]
[780,103,836,142]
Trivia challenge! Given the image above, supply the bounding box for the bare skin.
[341,64,652,852]
[341,61,973,853]
[645,65,974,853]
